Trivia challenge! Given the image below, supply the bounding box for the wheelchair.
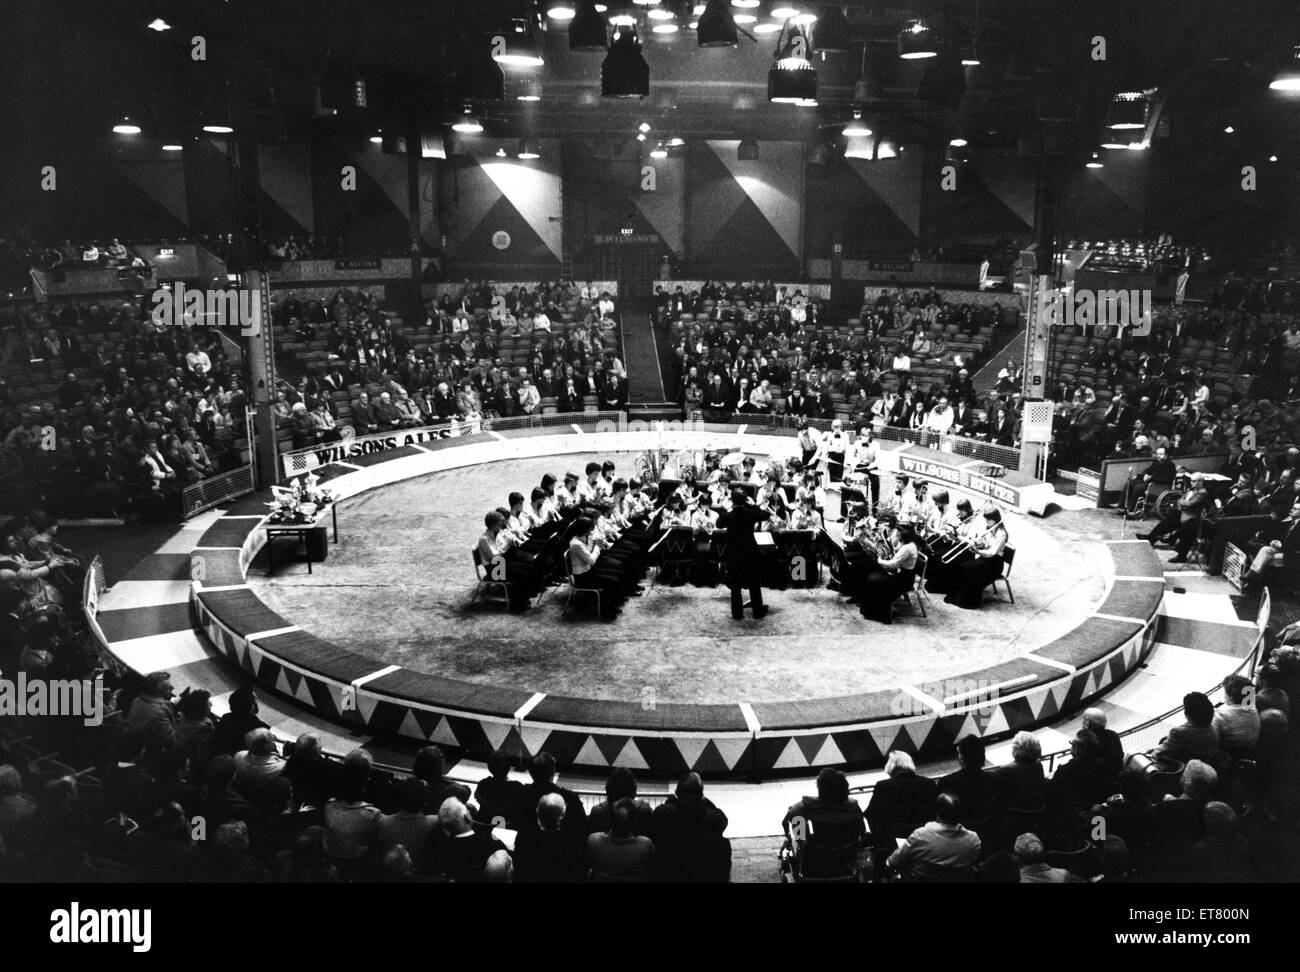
[778,805,869,883]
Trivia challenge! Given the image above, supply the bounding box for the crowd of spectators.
[784,642,1300,882]
[274,282,627,445]
[0,674,732,883]
[669,282,1018,447]
[0,300,246,518]
[1051,307,1300,468]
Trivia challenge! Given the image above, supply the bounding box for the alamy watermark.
[0,673,104,726]
[150,283,261,335]
[593,414,708,435]
[1038,286,1152,337]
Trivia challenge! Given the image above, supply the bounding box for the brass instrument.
[940,523,998,564]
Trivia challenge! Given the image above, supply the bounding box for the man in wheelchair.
[779,768,868,882]
[1122,446,1177,518]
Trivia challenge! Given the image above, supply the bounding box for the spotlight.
[162,143,184,151]
[770,5,798,17]
[547,2,576,18]
[1085,151,1103,168]
[898,19,937,60]
[569,0,609,50]
[667,136,685,146]
[650,141,668,158]
[949,137,967,147]
[697,0,738,47]
[768,22,816,103]
[147,18,171,31]
[791,12,816,26]
[812,5,851,53]
[843,110,870,137]
[1224,125,1235,134]
[731,0,759,7]
[648,5,675,19]
[753,22,782,35]
[518,137,541,159]
[1270,154,1280,162]
[737,138,759,160]
[639,121,652,132]
[602,24,650,97]
[1105,91,1148,130]
[493,3,546,66]
[112,116,141,135]
[517,82,543,100]
[636,132,647,141]
[369,132,384,144]
[496,146,508,157]
[957,36,980,66]
[453,109,485,133]
[733,13,755,24]
[202,121,234,134]
[652,22,679,33]
[1270,46,1300,91]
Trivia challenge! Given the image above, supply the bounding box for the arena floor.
[248,452,1110,705]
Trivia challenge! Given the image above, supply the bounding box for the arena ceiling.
[4,0,1300,160]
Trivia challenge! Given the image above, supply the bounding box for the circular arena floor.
[249,452,1109,705]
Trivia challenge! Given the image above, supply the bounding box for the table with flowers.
[263,474,339,575]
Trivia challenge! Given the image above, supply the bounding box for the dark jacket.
[865,773,939,846]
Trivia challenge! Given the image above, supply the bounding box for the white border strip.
[898,683,943,714]
[738,702,761,734]
[352,664,402,689]
[1093,613,1149,625]
[246,625,301,641]
[514,692,547,722]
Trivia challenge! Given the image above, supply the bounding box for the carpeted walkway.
[620,311,666,402]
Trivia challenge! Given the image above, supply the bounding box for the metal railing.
[713,412,1021,469]
[182,464,256,519]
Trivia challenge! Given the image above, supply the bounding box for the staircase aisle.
[620,310,668,404]
[971,326,1026,396]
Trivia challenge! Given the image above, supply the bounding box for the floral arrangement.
[266,472,334,525]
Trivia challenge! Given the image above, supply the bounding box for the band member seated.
[688,492,720,581]
[577,462,604,504]
[787,494,820,531]
[1138,472,1211,563]
[944,508,1009,610]
[836,502,888,599]
[758,470,790,528]
[925,498,978,595]
[477,511,540,611]
[568,517,625,619]
[557,471,583,510]
[858,523,921,625]
[717,486,773,621]
[899,479,933,527]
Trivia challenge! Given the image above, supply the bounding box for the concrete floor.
[249,452,1108,705]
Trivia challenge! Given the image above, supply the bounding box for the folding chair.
[898,553,930,618]
[986,545,1015,603]
[562,550,604,618]
[469,547,514,608]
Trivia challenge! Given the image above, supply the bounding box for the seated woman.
[477,511,540,611]
[944,508,1009,610]
[858,523,920,624]
[568,517,626,619]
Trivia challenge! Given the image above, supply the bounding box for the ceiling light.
[202,122,234,134]
[650,141,668,158]
[1224,125,1235,133]
[1085,151,1103,168]
[957,36,980,66]
[638,122,652,132]
[653,22,679,32]
[1106,91,1148,130]
[147,18,171,31]
[602,24,650,97]
[795,98,818,106]
[518,137,541,159]
[493,5,546,66]
[648,5,675,19]
[734,14,756,24]
[452,109,484,133]
[898,19,936,60]
[162,143,183,151]
[1269,154,1279,162]
[369,132,384,144]
[949,137,967,147]
[843,111,871,137]
[768,22,816,103]
[697,0,737,47]
[667,136,685,146]
[1270,46,1300,91]
[112,116,141,135]
[731,0,760,7]
[1126,142,1148,151]
[790,12,816,25]
[607,0,637,25]
[636,132,647,141]
[770,5,798,18]
[496,146,508,157]
[547,2,577,18]
[517,87,542,101]
[569,0,609,50]
[753,22,782,34]
[812,5,851,53]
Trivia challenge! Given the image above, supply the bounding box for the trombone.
[941,524,997,564]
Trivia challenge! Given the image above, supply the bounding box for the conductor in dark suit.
[717,487,772,620]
